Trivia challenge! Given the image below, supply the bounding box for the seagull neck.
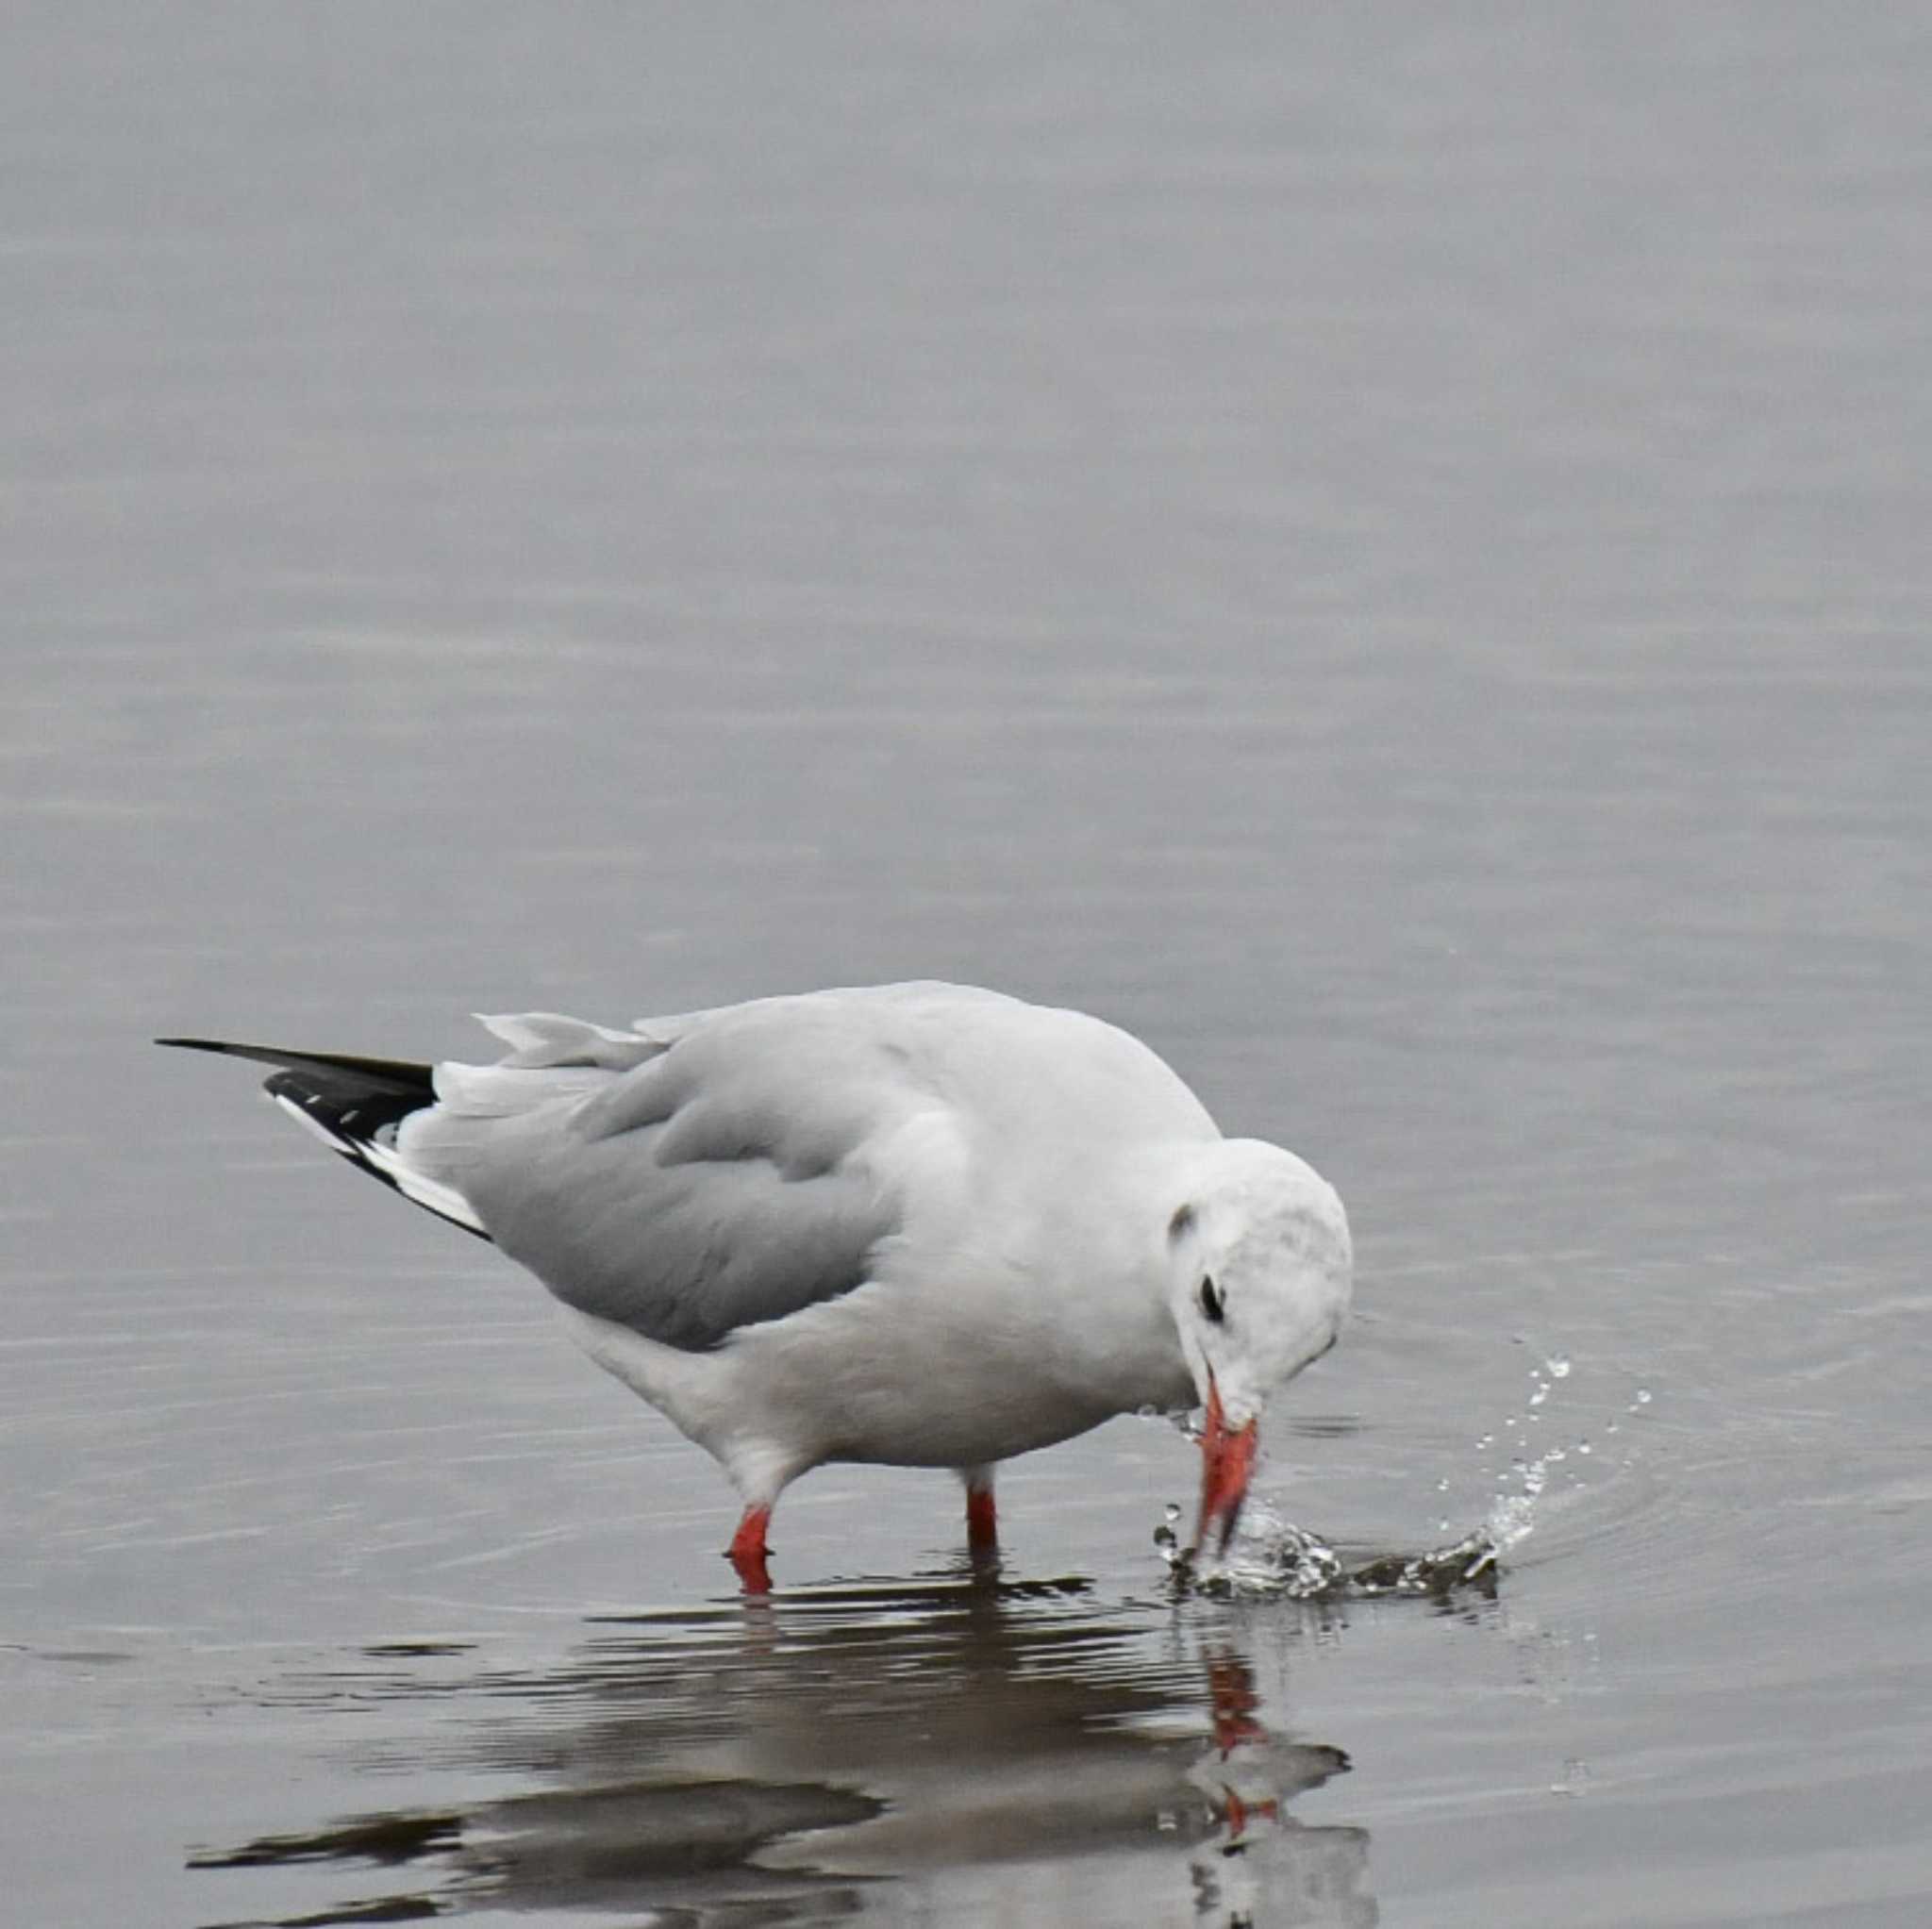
[1118,1135,1230,1221]
[1108,1134,1230,1309]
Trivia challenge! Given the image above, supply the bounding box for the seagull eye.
[1198,1275,1224,1324]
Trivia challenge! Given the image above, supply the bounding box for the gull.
[159,982,1352,1589]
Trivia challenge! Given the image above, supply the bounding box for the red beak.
[1196,1374,1259,1555]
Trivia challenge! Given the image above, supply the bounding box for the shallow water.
[5,7,1930,1925]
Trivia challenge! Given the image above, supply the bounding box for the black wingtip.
[162,1034,490,1244]
[155,1037,436,1093]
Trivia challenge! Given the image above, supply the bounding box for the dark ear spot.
[1169,1203,1195,1240]
[1198,1275,1224,1323]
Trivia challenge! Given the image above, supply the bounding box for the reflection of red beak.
[1196,1374,1258,1555]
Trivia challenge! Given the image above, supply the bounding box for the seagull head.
[1165,1139,1353,1555]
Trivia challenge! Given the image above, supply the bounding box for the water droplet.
[1486,1491,1536,1551]
[1528,1387,1548,1407]
[1505,1416,1519,1429]
[1438,1519,1452,1534]
[1544,1354,1572,1379]
[1435,1476,1450,1492]
[1476,1434,1493,1449]
[1635,1389,1652,1405]
[1604,1421,1619,1436]
[1576,1440,1592,1455]
[1165,1503,1182,1524]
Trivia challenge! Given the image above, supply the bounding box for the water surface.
[4,7,1928,1924]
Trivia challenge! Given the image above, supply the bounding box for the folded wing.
[404,997,944,1353]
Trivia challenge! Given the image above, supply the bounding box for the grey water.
[5,7,1929,1924]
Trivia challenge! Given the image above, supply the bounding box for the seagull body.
[162,982,1352,1588]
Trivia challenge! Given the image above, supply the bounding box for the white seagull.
[160,982,1353,1589]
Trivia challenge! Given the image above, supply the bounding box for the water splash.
[1470,1347,1604,1555]
[1165,1498,1503,1601]
[1161,1344,1617,1601]
[1212,1497,1345,1596]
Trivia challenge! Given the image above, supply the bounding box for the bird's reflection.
[192,1566,1374,1928]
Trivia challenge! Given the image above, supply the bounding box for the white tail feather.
[475,1010,659,1072]
[432,1059,611,1118]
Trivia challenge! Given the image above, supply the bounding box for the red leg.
[965,1483,998,1553]
[727,1505,774,1593]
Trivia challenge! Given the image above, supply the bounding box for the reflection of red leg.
[1219,1786,1279,1840]
[1207,1653,1266,1756]
[728,1505,773,1593]
[965,1487,998,1552]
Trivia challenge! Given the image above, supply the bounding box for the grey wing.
[402,1006,922,1353]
